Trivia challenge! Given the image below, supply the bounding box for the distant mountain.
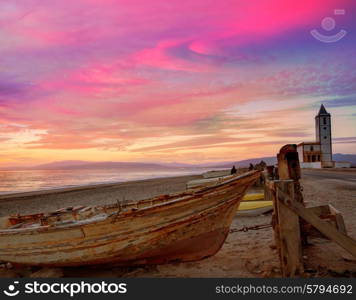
[30,161,176,170]
[333,153,356,166]
[212,156,277,168]
[32,160,91,169]
[156,162,196,168]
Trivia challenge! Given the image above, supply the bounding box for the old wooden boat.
[0,170,260,267]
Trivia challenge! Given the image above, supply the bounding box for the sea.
[0,168,210,195]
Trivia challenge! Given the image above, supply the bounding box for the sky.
[0,0,356,167]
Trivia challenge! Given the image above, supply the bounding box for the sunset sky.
[1,0,356,167]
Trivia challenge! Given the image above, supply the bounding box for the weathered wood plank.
[274,144,304,277]
[266,179,283,266]
[306,205,331,216]
[275,181,304,277]
[303,204,347,237]
[277,188,356,258]
[329,205,347,235]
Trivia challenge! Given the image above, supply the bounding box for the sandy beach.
[0,169,355,278]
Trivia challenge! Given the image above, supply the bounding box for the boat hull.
[0,171,260,267]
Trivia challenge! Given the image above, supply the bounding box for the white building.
[297,104,349,168]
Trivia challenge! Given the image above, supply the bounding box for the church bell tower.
[315,104,333,167]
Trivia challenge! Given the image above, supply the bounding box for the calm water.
[0,168,205,195]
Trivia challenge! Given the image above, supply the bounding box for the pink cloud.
[132,39,221,72]
[1,0,355,158]
[39,62,148,96]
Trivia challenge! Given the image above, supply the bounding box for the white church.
[297,104,351,169]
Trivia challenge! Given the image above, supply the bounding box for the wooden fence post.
[277,144,303,203]
[275,144,304,276]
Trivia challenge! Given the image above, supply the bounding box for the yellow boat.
[237,193,272,216]
[242,193,265,201]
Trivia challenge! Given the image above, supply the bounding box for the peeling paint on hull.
[0,171,260,267]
